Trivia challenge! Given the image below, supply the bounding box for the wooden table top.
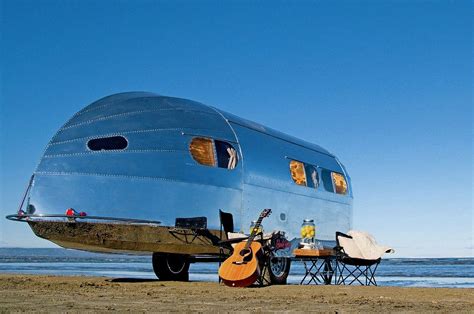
[293,248,335,257]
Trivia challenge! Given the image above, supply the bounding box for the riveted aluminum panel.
[36,151,241,189]
[52,109,233,143]
[215,109,334,157]
[29,174,242,229]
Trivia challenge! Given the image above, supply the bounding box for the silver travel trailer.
[7,92,353,281]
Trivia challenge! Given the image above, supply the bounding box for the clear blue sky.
[0,0,472,257]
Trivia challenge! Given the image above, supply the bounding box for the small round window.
[87,136,128,151]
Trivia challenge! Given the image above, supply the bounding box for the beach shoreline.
[0,274,473,312]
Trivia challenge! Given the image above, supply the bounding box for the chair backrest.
[219,210,234,234]
[336,232,364,259]
[336,231,394,260]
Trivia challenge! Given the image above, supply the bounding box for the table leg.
[301,260,320,285]
[308,260,320,285]
[300,261,310,285]
[322,258,334,285]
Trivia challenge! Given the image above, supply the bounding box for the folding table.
[292,248,336,285]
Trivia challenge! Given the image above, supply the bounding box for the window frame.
[288,159,321,190]
[287,157,349,196]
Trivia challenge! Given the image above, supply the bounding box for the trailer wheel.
[152,253,190,281]
[268,256,291,285]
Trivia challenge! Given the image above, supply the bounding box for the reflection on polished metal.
[6,92,353,256]
[6,214,161,225]
[28,220,224,255]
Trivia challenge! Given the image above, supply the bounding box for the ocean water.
[0,248,472,288]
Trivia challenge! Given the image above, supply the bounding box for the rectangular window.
[321,169,334,192]
[305,164,319,189]
[332,172,348,195]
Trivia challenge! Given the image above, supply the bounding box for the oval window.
[87,136,128,151]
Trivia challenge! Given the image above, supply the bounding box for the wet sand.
[0,274,473,312]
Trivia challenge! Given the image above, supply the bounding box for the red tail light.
[65,208,76,216]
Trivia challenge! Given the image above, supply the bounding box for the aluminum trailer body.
[12,92,353,256]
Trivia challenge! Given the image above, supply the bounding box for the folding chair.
[218,210,248,251]
[219,210,234,244]
[334,231,393,286]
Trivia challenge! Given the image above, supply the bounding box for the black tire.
[268,256,291,285]
[152,253,190,281]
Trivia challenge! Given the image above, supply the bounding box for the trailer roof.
[56,92,333,157]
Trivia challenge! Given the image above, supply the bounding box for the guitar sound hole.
[239,248,251,257]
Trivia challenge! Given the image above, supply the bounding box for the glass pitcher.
[300,219,316,244]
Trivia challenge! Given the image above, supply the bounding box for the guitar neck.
[244,215,265,249]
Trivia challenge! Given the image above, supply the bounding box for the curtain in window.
[332,172,348,195]
[290,160,307,186]
[189,138,216,166]
[227,147,237,169]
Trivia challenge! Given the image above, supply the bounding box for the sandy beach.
[0,274,473,312]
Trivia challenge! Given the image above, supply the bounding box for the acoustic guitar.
[218,208,272,287]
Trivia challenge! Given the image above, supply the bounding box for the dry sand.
[0,274,473,312]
